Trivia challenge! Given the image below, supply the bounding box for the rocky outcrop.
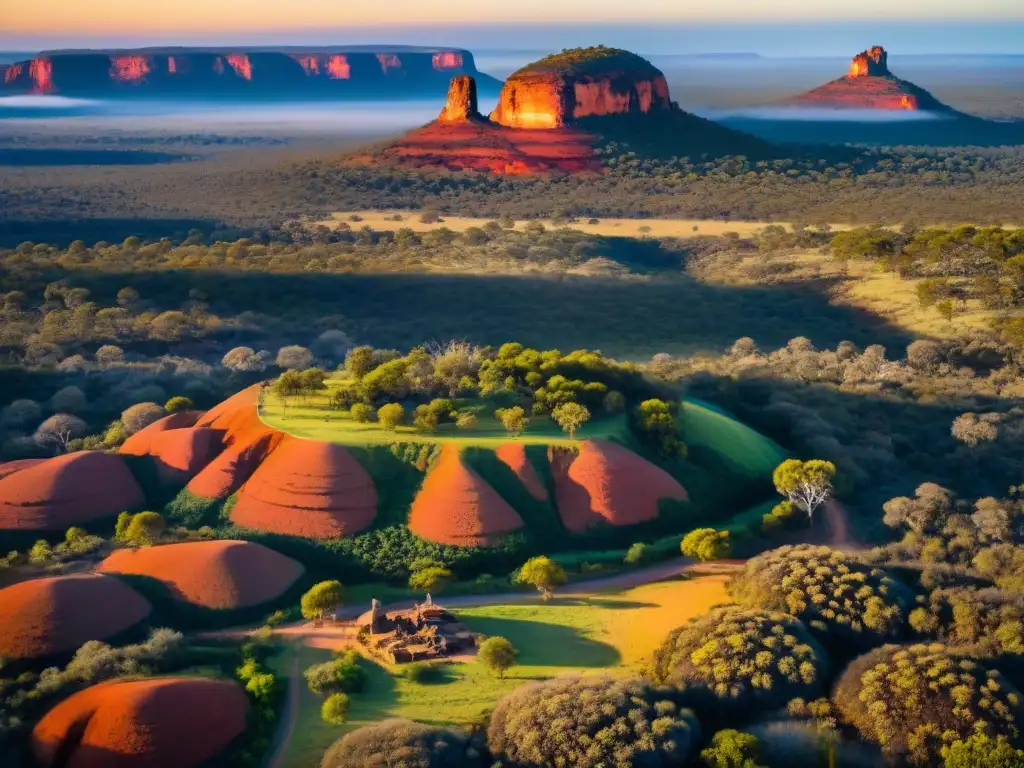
[0,46,500,99]
[438,75,482,123]
[490,46,673,129]
[784,46,953,112]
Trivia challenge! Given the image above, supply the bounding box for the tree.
[495,406,528,436]
[942,734,1024,768]
[121,402,165,435]
[951,412,999,446]
[164,396,194,414]
[552,402,590,439]
[222,346,265,372]
[275,345,313,370]
[700,730,765,768]
[413,404,439,433]
[455,412,478,429]
[34,413,87,452]
[304,651,365,694]
[377,403,406,431]
[50,386,87,413]
[349,403,375,423]
[345,346,375,379]
[772,459,836,522]
[321,719,482,768]
[122,511,165,546]
[301,580,344,621]
[322,693,350,725]
[515,556,566,599]
[477,636,518,678]
[409,565,454,593]
[681,528,731,561]
[635,399,686,458]
[2,398,41,427]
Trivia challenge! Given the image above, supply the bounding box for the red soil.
[120,412,216,485]
[118,411,203,454]
[357,120,604,175]
[32,677,248,768]
[550,439,688,532]
[0,457,46,480]
[0,574,151,659]
[230,437,377,538]
[495,443,549,501]
[0,452,144,531]
[99,539,304,609]
[187,385,284,498]
[409,445,524,546]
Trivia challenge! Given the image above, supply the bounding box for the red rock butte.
[551,439,688,532]
[99,539,304,609]
[409,445,525,546]
[32,677,248,768]
[0,451,144,531]
[784,46,953,112]
[119,411,218,485]
[0,574,151,659]
[229,436,377,538]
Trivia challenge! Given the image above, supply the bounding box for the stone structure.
[357,599,476,664]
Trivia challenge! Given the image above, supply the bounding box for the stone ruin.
[357,595,476,664]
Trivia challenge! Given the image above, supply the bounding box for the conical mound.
[409,445,524,546]
[230,436,377,538]
[0,574,151,659]
[120,412,216,485]
[99,539,304,609]
[495,443,549,501]
[32,677,248,768]
[118,411,203,454]
[0,451,144,531]
[551,439,688,532]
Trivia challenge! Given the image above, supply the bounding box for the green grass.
[679,397,788,480]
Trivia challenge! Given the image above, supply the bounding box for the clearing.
[274,572,733,768]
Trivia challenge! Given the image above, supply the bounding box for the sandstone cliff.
[437,75,483,123]
[489,46,673,129]
[0,46,500,99]
[784,46,952,112]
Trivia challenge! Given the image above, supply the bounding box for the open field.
[276,573,733,768]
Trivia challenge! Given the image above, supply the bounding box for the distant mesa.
[784,46,954,112]
[0,451,144,531]
[99,539,304,609]
[352,45,773,175]
[551,439,688,532]
[0,574,151,659]
[229,436,377,538]
[32,677,248,768]
[409,445,525,546]
[0,46,501,100]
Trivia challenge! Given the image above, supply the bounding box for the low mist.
[694,106,950,123]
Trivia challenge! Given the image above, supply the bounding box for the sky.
[3,1,1024,54]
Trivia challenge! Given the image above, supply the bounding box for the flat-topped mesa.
[489,46,673,129]
[849,46,890,78]
[438,75,483,123]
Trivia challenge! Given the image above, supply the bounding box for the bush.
[121,511,166,546]
[321,718,483,767]
[477,636,517,679]
[404,662,446,685]
[121,402,165,434]
[304,651,365,694]
[487,675,698,767]
[833,643,1024,765]
[681,528,731,561]
[729,545,911,645]
[350,403,375,423]
[652,607,827,711]
[942,734,1024,768]
[623,542,648,565]
[321,692,350,725]
[377,403,406,431]
[164,396,194,413]
[701,730,764,768]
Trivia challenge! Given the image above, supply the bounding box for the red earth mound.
[359,119,604,175]
[229,437,377,538]
[0,457,46,480]
[0,574,151,659]
[550,439,688,532]
[32,677,248,768]
[409,445,524,546]
[118,411,202,454]
[99,539,304,609]
[186,384,283,499]
[0,451,144,531]
[495,443,549,501]
[120,413,217,485]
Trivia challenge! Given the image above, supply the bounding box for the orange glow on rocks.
[848,46,889,78]
[327,55,351,79]
[4,63,23,84]
[167,56,183,74]
[377,53,401,73]
[291,54,351,79]
[292,55,320,75]
[29,58,53,94]
[110,55,151,83]
[226,54,252,80]
[432,51,463,70]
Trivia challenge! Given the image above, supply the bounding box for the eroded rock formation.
[438,74,482,123]
[849,46,889,77]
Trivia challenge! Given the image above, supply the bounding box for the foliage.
[941,734,1024,768]
[120,511,166,546]
[761,501,804,535]
[701,730,766,768]
[487,675,698,767]
[514,556,567,598]
[833,643,1024,765]
[350,403,375,423]
[164,395,194,414]
[408,564,454,593]
[477,636,518,679]
[321,692,351,725]
[551,402,590,438]
[772,459,836,521]
[300,580,344,621]
[304,650,365,695]
[495,406,528,436]
[635,398,687,459]
[729,545,911,645]
[624,542,648,565]
[651,607,826,710]
[121,402,165,434]
[321,718,483,767]
[377,403,406,431]
[681,528,732,561]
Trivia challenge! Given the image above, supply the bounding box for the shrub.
[350,403,375,423]
[322,718,482,767]
[121,402,165,434]
[729,545,911,645]
[408,565,453,593]
[651,607,826,711]
[164,396,194,414]
[321,692,350,725]
[700,730,764,768]
[761,501,803,534]
[487,675,698,767]
[304,650,365,694]
[404,662,446,685]
[477,636,517,679]
[122,511,166,546]
[833,643,1024,765]
[941,734,1024,768]
[681,528,731,561]
[624,542,648,565]
[377,403,406,431]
